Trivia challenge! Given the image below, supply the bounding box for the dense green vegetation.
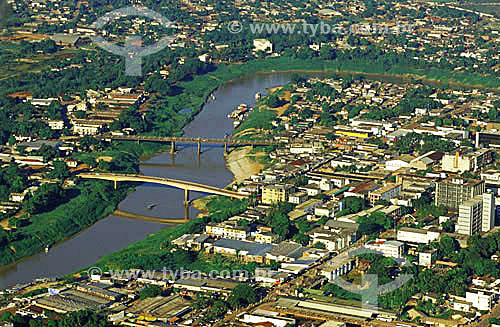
[392,132,456,154]
[139,285,163,299]
[1,310,106,327]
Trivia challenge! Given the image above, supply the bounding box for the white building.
[482,191,495,233]
[418,249,438,267]
[365,240,404,258]
[397,227,440,244]
[320,258,355,280]
[47,120,65,130]
[458,193,495,236]
[385,158,410,171]
[466,291,494,311]
[458,196,483,236]
[240,312,295,327]
[442,149,492,173]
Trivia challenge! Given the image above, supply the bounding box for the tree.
[139,285,162,299]
[266,94,282,108]
[293,233,310,246]
[50,160,70,180]
[488,108,499,121]
[313,242,326,249]
[23,183,66,215]
[441,220,454,233]
[7,135,15,146]
[74,110,87,119]
[227,284,257,309]
[439,235,459,258]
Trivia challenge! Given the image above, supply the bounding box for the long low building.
[275,298,397,321]
[126,295,191,322]
[397,227,440,244]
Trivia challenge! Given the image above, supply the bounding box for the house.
[418,249,438,267]
[409,151,443,170]
[308,227,354,251]
[385,156,412,171]
[47,120,65,130]
[254,269,289,286]
[9,193,25,202]
[314,199,344,218]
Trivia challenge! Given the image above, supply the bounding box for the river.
[0,71,313,289]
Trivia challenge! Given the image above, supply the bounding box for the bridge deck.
[95,134,278,146]
[77,173,248,199]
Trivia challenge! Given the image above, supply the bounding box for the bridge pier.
[114,180,117,190]
[224,142,228,155]
[170,141,175,154]
[184,189,190,220]
[197,139,201,156]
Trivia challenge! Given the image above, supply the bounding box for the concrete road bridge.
[77,172,248,220]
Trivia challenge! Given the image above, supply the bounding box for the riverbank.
[225,146,266,184]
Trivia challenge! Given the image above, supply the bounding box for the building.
[208,238,273,263]
[442,149,492,173]
[71,119,107,136]
[385,157,411,171]
[365,240,404,258]
[466,291,494,311]
[458,192,496,235]
[321,258,355,280]
[205,222,250,241]
[314,200,344,218]
[255,231,278,244]
[418,249,438,267]
[47,120,65,130]
[435,177,485,209]
[482,191,495,233]
[368,183,401,204]
[458,197,483,236]
[262,184,293,204]
[239,311,295,327]
[289,191,308,204]
[397,227,440,244]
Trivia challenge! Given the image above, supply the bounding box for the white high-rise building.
[482,192,495,233]
[458,193,496,236]
[458,197,482,236]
